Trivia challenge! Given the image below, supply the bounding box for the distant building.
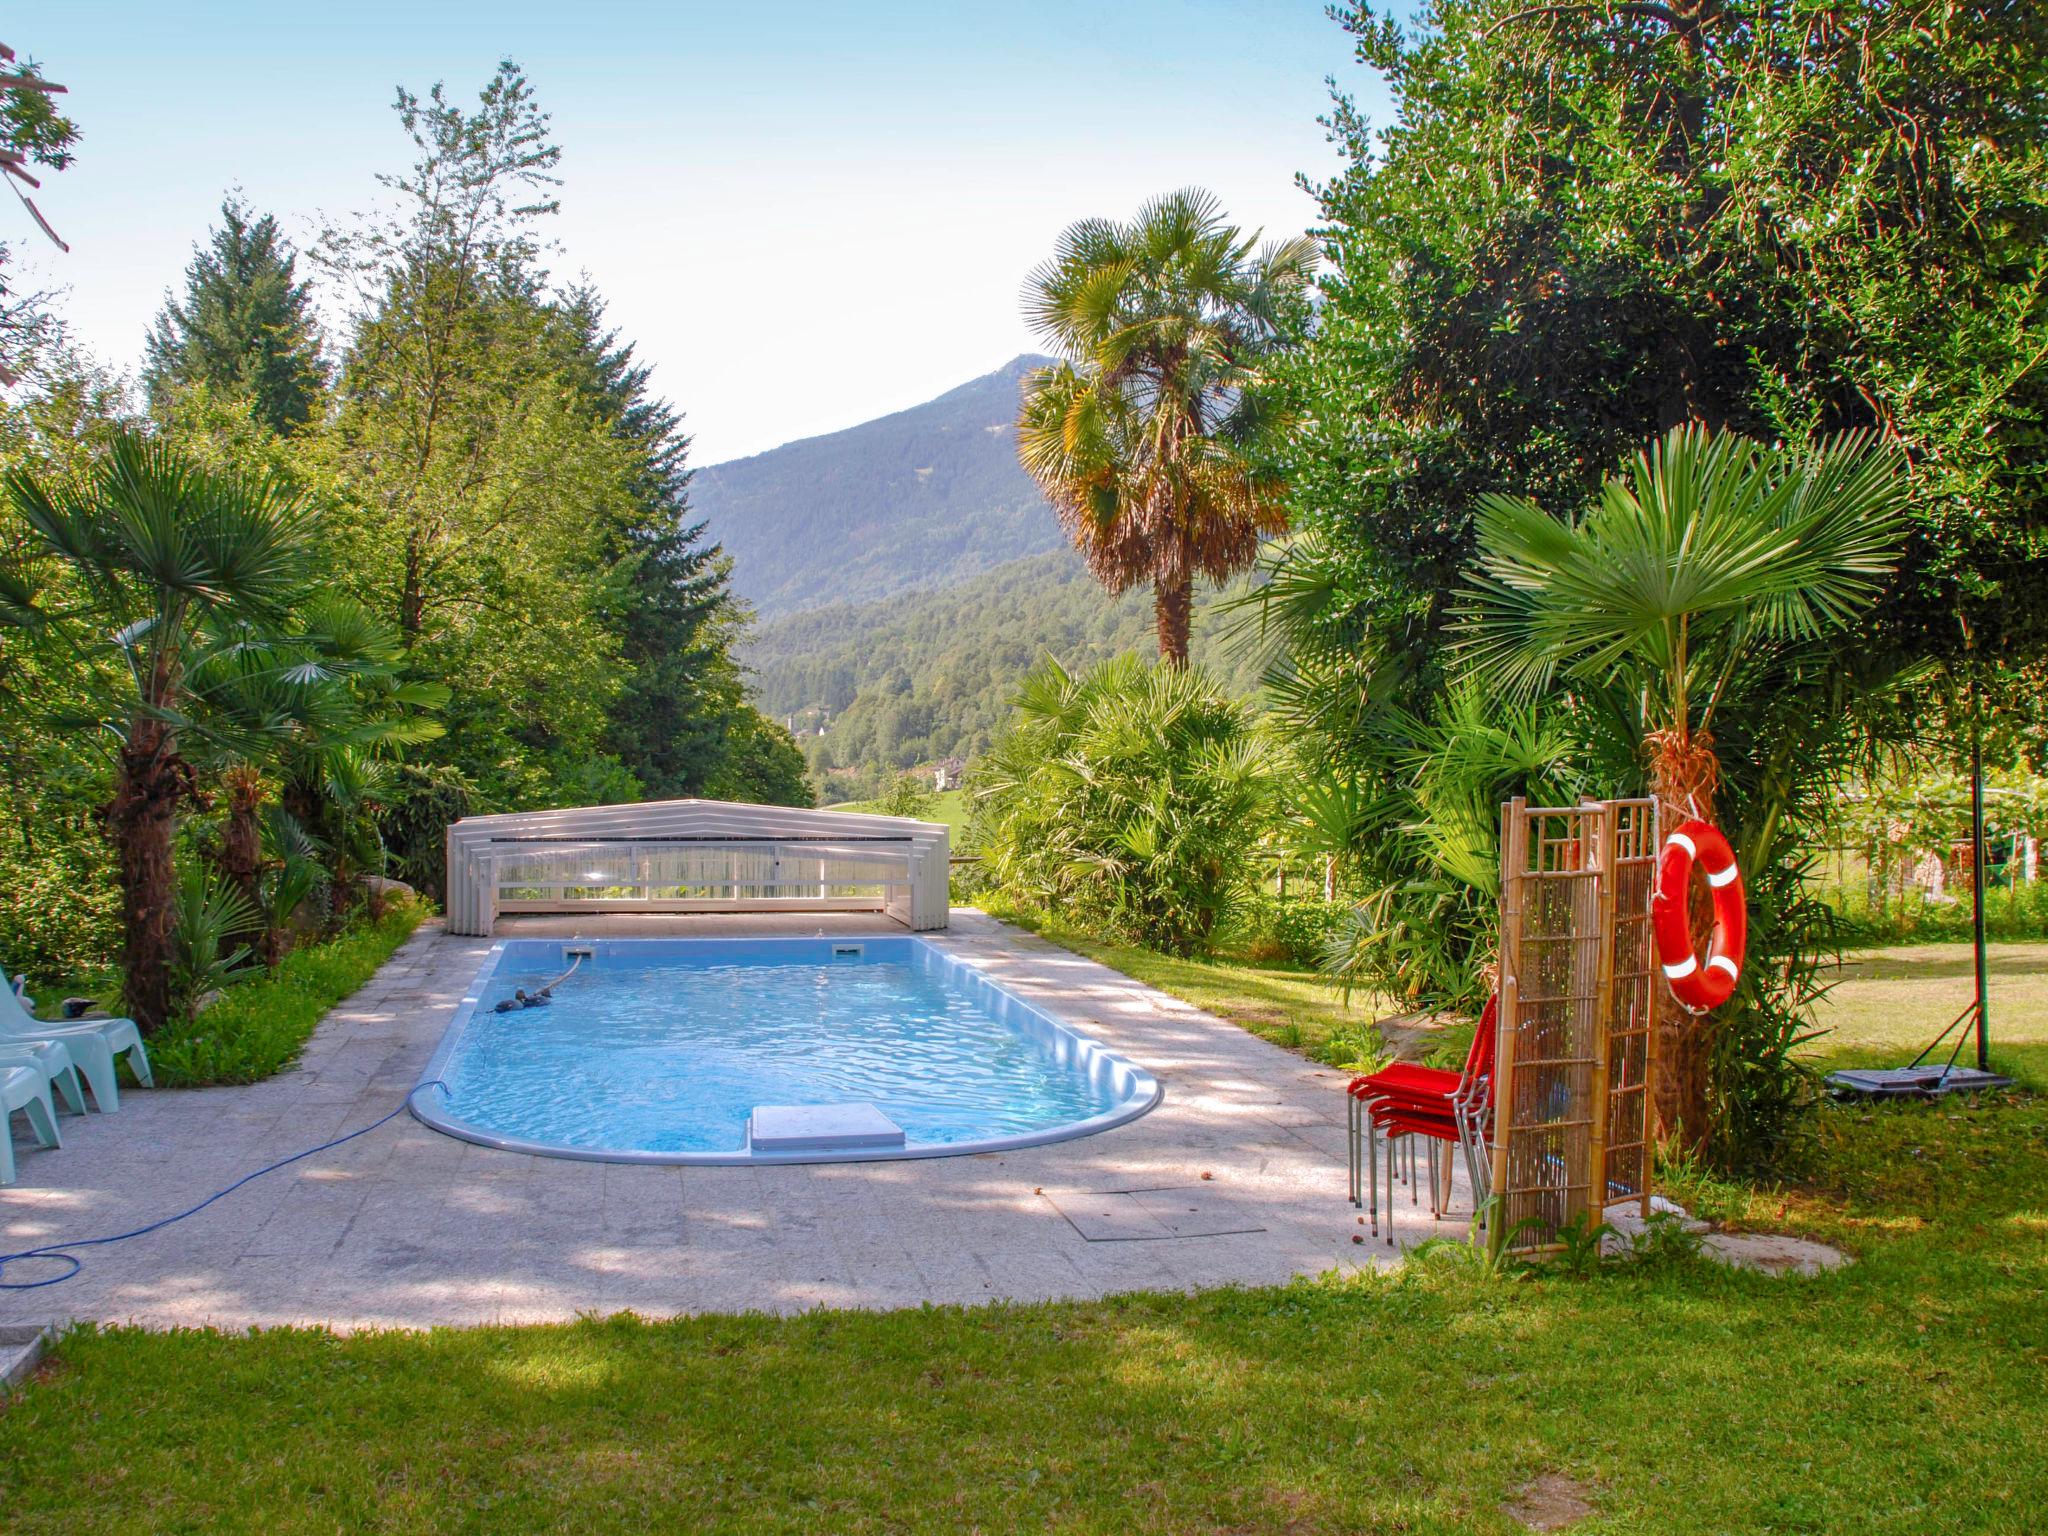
[930,756,966,792]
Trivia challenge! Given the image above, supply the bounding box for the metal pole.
[1971,740,1990,1072]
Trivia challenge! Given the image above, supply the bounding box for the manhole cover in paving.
[1041,1184,1266,1242]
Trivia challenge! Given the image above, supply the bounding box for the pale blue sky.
[19,2,1388,462]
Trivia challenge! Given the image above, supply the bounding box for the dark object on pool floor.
[492,990,554,1014]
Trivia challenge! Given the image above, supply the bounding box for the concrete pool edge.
[409,935,1165,1166]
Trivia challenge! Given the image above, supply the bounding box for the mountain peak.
[691,357,1064,619]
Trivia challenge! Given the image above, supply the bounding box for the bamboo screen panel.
[1493,802,1606,1252]
[1491,798,1659,1255]
[1601,800,1658,1214]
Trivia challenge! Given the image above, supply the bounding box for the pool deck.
[0,911,1475,1331]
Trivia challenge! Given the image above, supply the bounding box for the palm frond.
[1457,423,1911,728]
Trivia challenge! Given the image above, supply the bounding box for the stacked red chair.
[1346,996,1498,1240]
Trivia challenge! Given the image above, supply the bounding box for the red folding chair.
[1346,996,1497,1239]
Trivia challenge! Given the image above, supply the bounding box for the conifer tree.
[145,194,328,435]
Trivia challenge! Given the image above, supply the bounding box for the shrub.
[1824,874,2048,945]
[374,762,474,903]
[1226,892,1349,966]
[877,771,938,820]
[168,862,258,1021]
[973,655,1273,955]
[1304,685,1583,1011]
[0,819,121,983]
[148,900,428,1085]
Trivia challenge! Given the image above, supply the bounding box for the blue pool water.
[413,938,1160,1163]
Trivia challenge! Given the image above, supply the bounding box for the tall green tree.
[317,62,641,803]
[0,354,128,979]
[1018,189,1314,665]
[1255,0,2048,1162]
[547,287,803,803]
[320,62,804,814]
[144,196,329,435]
[2,433,319,1031]
[1271,0,2047,706]
[1461,425,1912,1140]
[0,46,77,385]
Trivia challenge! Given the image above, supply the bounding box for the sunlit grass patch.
[976,896,1392,1068]
[2,943,2042,1532]
[1805,939,2048,1085]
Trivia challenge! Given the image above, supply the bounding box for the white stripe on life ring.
[1667,831,1698,861]
[1706,863,1740,888]
[1663,955,1698,979]
[1707,954,1739,978]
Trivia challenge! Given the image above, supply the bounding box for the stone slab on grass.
[0,1324,53,1391]
[1702,1231,1851,1277]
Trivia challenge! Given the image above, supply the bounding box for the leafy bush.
[168,862,258,1021]
[1226,892,1348,966]
[374,762,474,903]
[877,771,938,819]
[1701,852,1832,1174]
[148,901,428,1086]
[0,820,121,982]
[1303,686,1583,1010]
[1826,873,2048,945]
[973,655,1273,955]
[1816,767,2048,942]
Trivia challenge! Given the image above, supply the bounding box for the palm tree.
[201,592,448,957]
[4,432,319,1031]
[1018,189,1315,664]
[1458,423,1911,1138]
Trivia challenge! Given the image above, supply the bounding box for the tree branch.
[1483,2,1684,38]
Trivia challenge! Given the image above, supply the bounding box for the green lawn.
[977,902,1395,1068]
[3,1087,2041,1533]
[1806,940,2048,1086]
[825,787,972,837]
[4,931,2041,1530]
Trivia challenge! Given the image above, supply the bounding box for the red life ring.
[1652,820,1746,1011]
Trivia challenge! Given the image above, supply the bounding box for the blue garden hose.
[0,1079,446,1291]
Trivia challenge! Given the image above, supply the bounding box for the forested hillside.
[691,355,1064,617]
[743,550,1259,795]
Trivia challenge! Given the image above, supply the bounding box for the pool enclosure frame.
[443,798,951,936]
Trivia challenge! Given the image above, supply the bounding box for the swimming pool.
[411,937,1161,1164]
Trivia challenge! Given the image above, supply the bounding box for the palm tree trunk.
[1154,572,1193,666]
[109,725,181,1034]
[1648,725,1721,1149]
[216,766,269,962]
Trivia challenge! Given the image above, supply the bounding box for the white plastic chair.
[1,1063,61,1184]
[0,977,152,1111]
[0,1037,88,1115]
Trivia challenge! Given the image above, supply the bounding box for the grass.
[139,901,430,1086]
[978,896,1395,1068]
[826,787,972,838]
[1,1086,2041,1533]
[3,910,2039,1529]
[1806,939,2048,1086]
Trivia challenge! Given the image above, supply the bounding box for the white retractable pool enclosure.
[443,798,951,936]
